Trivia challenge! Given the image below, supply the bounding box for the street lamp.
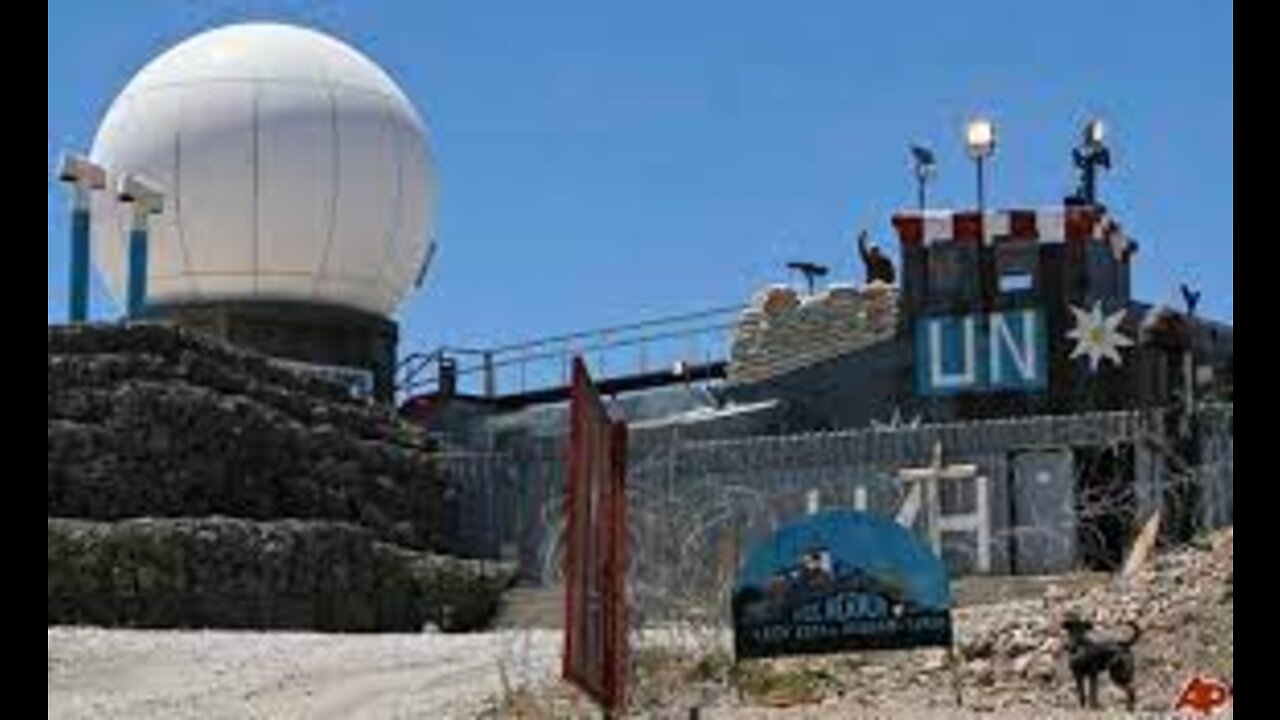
[116,173,165,318]
[965,117,996,211]
[910,144,937,210]
[57,153,107,323]
[1072,118,1111,206]
[1084,117,1105,146]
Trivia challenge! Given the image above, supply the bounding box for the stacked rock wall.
[48,323,508,631]
[47,517,508,632]
[728,282,898,384]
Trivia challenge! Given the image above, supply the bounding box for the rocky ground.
[48,529,1230,719]
[486,527,1234,718]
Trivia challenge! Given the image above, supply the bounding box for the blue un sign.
[914,309,1047,395]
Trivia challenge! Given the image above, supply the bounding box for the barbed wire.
[461,407,1232,711]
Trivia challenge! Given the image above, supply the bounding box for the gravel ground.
[47,530,1232,719]
[48,627,560,720]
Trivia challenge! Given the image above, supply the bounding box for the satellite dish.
[786,261,829,295]
[910,144,936,168]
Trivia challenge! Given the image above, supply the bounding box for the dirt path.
[48,627,560,720]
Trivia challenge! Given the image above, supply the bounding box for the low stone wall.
[48,517,513,632]
[47,323,507,632]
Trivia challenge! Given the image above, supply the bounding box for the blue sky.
[48,1,1233,360]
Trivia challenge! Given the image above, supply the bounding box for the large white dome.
[89,22,437,318]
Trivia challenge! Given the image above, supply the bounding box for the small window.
[996,241,1038,295]
[999,273,1034,293]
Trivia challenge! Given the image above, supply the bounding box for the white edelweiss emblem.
[1066,301,1133,371]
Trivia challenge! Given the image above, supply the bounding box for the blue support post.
[127,227,148,318]
[69,206,90,323]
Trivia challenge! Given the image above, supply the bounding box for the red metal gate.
[563,356,629,712]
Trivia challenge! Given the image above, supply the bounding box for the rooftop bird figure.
[858,230,896,285]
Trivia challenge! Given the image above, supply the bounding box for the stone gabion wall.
[48,323,441,550]
[48,323,508,631]
[728,281,898,384]
[47,517,512,632]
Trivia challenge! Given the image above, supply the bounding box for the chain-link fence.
[435,406,1233,625]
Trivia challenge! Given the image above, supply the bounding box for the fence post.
[483,352,496,398]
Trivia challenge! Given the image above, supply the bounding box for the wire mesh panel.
[431,406,1232,622]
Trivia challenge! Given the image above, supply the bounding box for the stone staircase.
[493,585,564,629]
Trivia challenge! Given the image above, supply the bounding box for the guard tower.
[891,205,1137,415]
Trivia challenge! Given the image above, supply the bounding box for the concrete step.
[494,585,564,629]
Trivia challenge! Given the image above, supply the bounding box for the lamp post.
[910,144,937,210]
[1072,118,1111,206]
[116,174,164,319]
[965,118,996,211]
[56,154,106,323]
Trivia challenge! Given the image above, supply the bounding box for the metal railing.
[397,304,746,400]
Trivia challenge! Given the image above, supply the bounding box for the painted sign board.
[915,308,1047,395]
[732,510,953,660]
[563,357,629,711]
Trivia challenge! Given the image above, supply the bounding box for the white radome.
[89,22,437,317]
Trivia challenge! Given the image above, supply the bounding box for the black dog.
[1062,614,1141,710]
